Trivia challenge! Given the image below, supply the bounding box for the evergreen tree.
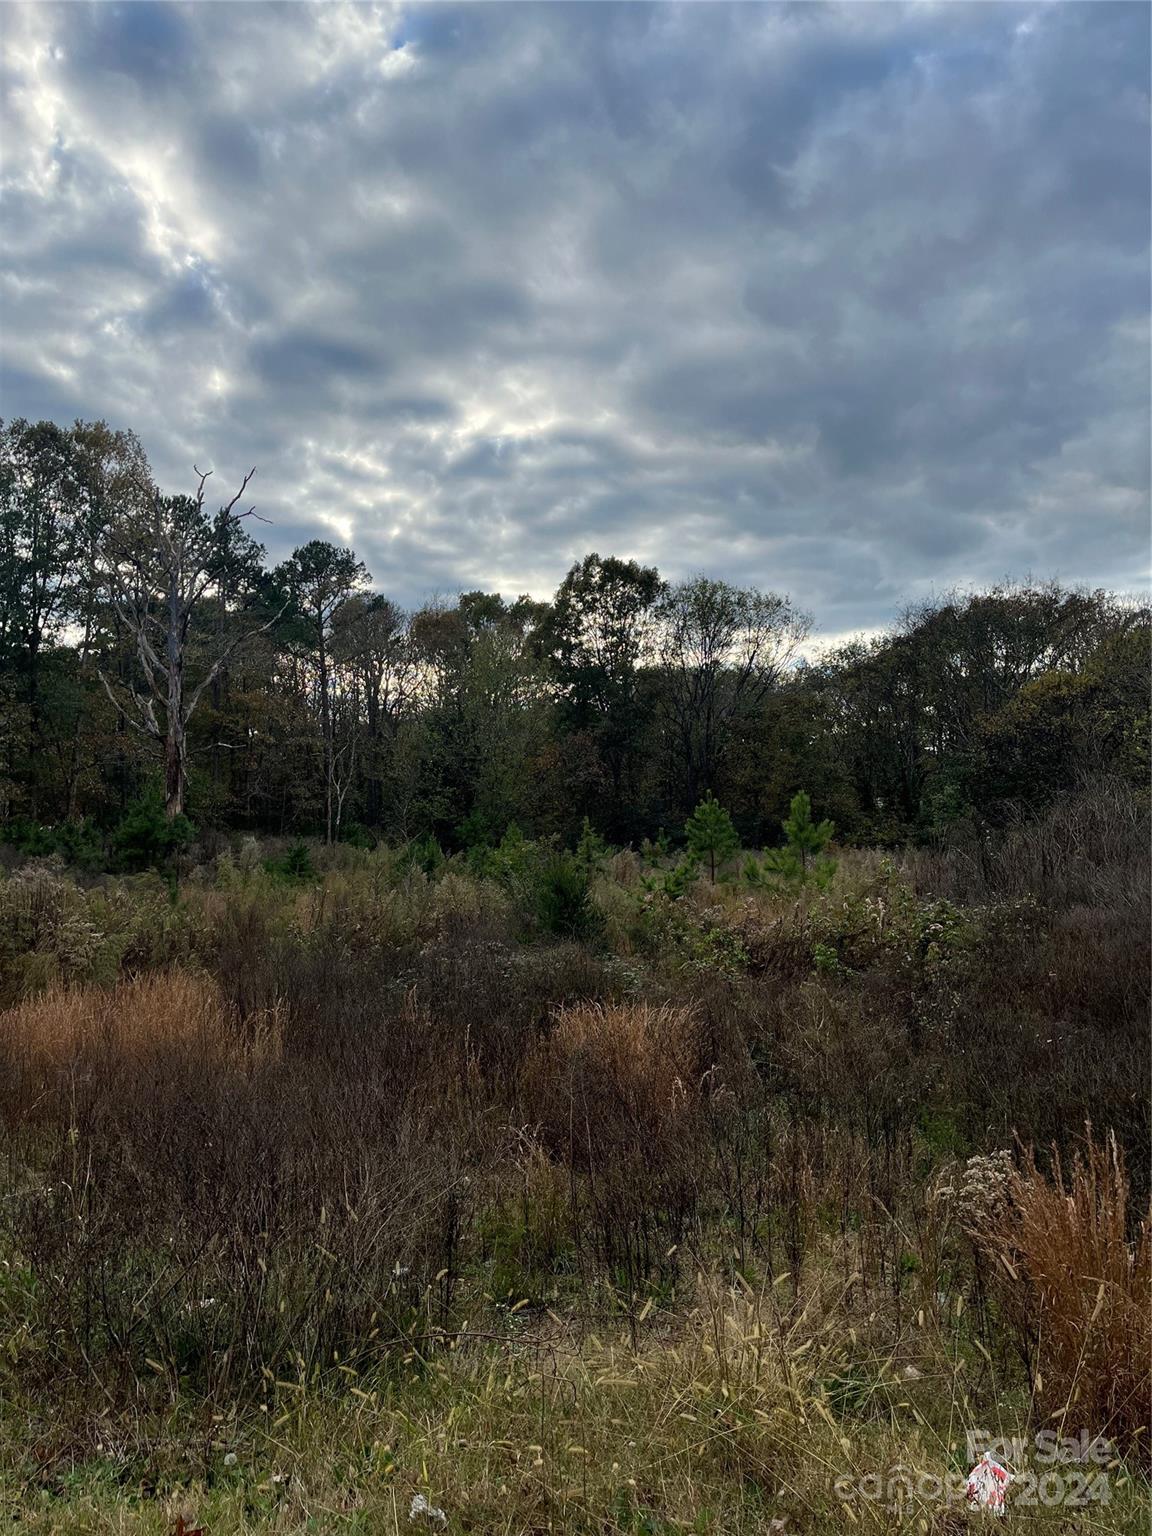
[574,814,609,874]
[684,790,739,883]
[749,790,836,887]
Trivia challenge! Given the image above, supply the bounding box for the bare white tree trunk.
[98,468,284,819]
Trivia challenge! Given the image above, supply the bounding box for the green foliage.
[338,820,377,850]
[678,920,749,978]
[110,794,195,872]
[0,862,111,1002]
[811,939,847,977]
[457,808,501,851]
[969,623,1151,815]
[920,774,977,838]
[748,790,836,887]
[806,863,1041,1034]
[684,792,739,883]
[539,553,664,839]
[535,853,601,941]
[916,1108,968,1163]
[574,815,610,874]
[401,834,445,877]
[266,841,316,881]
[640,828,671,860]
[460,822,606,940]
[475,1190,572,1306]
[467,822,537,887]
[2,816,105,873]
[1,415,1146,861]
[641,854,700,900]
[0,861,193,1002]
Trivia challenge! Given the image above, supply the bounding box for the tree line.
[2,415,1147,852]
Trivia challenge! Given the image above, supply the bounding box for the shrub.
[426,868,513,941]
[338,820,377,850]
[0,862,118,1003]
[640,827,671,860]
[535,852,600,941]
[2,816,106,872]
[111,793,195,872]
[266,840,316,881]
[401,833,445,876]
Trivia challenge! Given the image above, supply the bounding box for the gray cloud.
[1,1,1147,636]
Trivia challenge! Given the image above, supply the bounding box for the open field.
[4,3,1149,1526]
[1,781,1148,1533]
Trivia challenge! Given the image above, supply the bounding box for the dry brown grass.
[519,1001,717,1297]
[0,791,1147,1505]
[0,971,282,1132]
[972,1129,1151,1462]
[0,972,484,1399]
[3,970,274,1061]
[530,1000,702,1126]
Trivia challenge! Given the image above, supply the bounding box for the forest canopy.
[2,415,1147,853]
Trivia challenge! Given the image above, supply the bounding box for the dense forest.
[3,415,1147,861]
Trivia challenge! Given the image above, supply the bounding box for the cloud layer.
[2,1,1148,634]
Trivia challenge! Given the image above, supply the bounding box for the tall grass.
[0,780,1147,1527]
[969,1129,1151,1462]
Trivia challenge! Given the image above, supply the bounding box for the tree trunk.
[166,568,186,819]
[165,726,186,819]
[317,622,334,844]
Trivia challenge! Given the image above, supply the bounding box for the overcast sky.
[1,2,1148,637]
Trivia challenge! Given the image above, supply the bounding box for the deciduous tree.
[97,467,279,819]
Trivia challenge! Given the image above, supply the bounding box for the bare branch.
[183,599,289,722]
[97,668,162,741]
[217,467,256,522]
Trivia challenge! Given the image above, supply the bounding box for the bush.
[0,861,114,1003]
[535,852,600,941]
[111,793,195,872]
[338,820,377,850]
[267,840,316,881]
[401,833,445,876]
[2,816,106,872]
[466,822,538,886]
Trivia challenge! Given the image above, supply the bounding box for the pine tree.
[574,815,609,874]
[684,791,739,883]
[750,790,836,887]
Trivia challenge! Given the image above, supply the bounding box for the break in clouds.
[1,1,1148,636]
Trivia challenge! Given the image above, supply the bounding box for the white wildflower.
[954,1149,1015,1234]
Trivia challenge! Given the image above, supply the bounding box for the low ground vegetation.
[0,780,1148,1532]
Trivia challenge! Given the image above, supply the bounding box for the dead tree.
[98,466,283,819]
